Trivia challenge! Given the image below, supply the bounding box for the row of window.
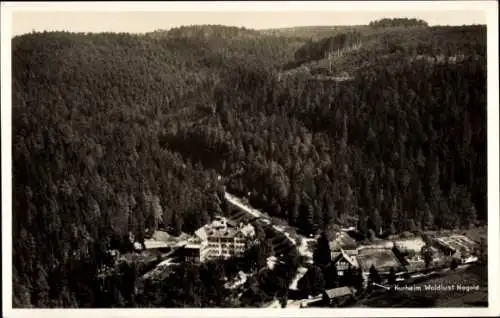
[201,242,247,259]
[206,248,244,255]
[208,237,237,243]
[204,249,247,258]
[207,251,232,256]
[206,254,232,260]
[208,240,237,245]
[207,242,245,248]
[336,263,350,270]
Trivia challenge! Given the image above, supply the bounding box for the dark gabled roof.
[226,218,238,227]
[332,248,359,268]
[324,286,355,299]
[331,251,342,261]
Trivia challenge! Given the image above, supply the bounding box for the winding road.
[224,191,316,292]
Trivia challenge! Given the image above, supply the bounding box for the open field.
[357,248,404,272]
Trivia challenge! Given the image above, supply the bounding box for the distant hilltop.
[369,18,429,28]
[149,24,262,39]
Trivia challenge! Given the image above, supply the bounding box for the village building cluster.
[193,216,256,262]
[141,215,256,264]
[328,232,479,286]
[286,230,480,308]
[115,195,481,309]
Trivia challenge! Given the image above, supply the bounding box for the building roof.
[226,218,238,228]
[324,286,355,299]
[342,248,359,267]
[265,300,282,308]
[358,241,394,250]
[393,237,426,252]
[332,248,359,268]
[195,217,254,240]
[185,243,202,249]
[434,235,477,254]
[209,227,240,238]
[144,239,171,250]
[329,231,358,251]
[152,230,171,242]
[194,227,207,241]
[240,224,255,237]
[331,251,341,260]
[356,248,404,273]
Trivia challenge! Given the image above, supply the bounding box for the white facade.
[195,216,255,261]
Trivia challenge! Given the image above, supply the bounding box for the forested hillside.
[291,31,362,65]
[281,24,485,76]
[12,23,486,307]
[369,17,429,28]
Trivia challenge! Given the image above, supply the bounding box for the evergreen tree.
[388,267,396,286]
[368,265,381,292]
[421,245,434,268]
[171,211,183,236]
[298,265,326,298]
[352,268,364,294]
[372,209,383,236]
[324,263,339,289]
[450,258,458,270]
[11,25,486,308]
[313,232,332,269]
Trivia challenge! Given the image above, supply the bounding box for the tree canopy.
[12,23,486,307]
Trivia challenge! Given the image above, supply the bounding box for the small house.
[143,230,174,253]
[331,248,359,276]
[322,286,356,306]
[151,230,171,241]
[264,299,282,308]
[433,235,478,262]
[433,238,455,257]
[143,239,172,253]
[179,242,203,263]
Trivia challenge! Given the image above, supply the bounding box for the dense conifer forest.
[12,19,486,307]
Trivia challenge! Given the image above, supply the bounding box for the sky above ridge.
[10,4,490,37]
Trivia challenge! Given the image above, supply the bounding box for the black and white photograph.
[1,1,499,317]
